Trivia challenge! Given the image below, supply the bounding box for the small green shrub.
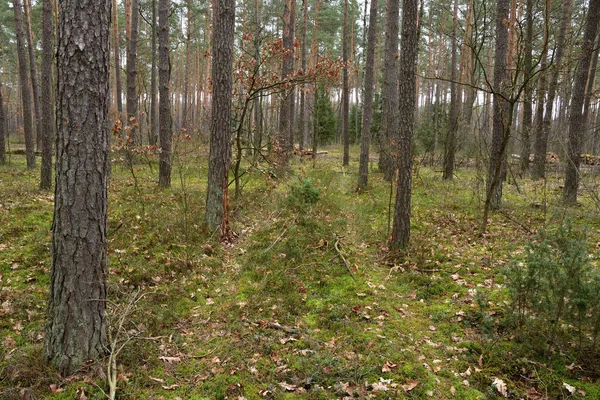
[288,178,321,211]
[505,222,600,351]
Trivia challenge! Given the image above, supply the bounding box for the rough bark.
[443,0,459,180]
[342,0,350,166]
[182,0,191,131]
[150,0,158,145]
[113,0,123,115]
[520,0,533,173]
[486,0,510,211]
[206,0,234,232]
[0,76,5,165]
[158,0,171,188]
[127,0,139,142]
[13,0,36,169]
[23,0,43,152]
[298,0,308,152]
[357,0,378,190]
[390,0,419,250]
[564,0,600,204]
[44,0,111,377]
[379,0,400,180]
[40,0,53,190]
[278,0,296,163]
[532,0,571,180]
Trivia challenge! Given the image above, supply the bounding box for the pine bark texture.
[357,0,378,190]
[342,0,350,166]
[23,0,42,152]
[13,0,36,169]
[299,0,308,151]
[150,0,158,145]
[206,0,234,231]
[278,0,296,163]
[158,0,171,188]
[127,0,139,142]
[113,0,123,114]
[44,0,111,376]
[564,0,600,203]
[486,0,509,211]
[0,77,5,165]
[379,0,400,180]
[40,0,53,190]
[390,0,418,249]
[520,0,533,173]
[443,0,459,180]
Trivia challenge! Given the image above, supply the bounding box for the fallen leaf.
[563,382,576,394]
[492,378,508,397]
[159,356,181,363]
[49,384,64,394]
[149,377,165,383]
[278,382,296,391]
[382,361,398,373]
[402,380,419,392]
[162,384,180,390]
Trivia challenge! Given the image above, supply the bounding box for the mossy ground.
[1,144,599,399]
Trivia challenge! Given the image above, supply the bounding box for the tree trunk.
[532,0,571,180]
[40,0,53,190]
[0,75,5,165]
[12,0,36,169]
[127,0,139,143]
[486,0,510,211]
[298,0,308,152]
[113,0,123,115]
[278,0,296,164]
[564,0,600,204]
[23,0,43,152]
[44,0,111,377]
[390,0,419,249]
[206,0,235,232]
[379,0,400,180]
[443,0,459,180]
[342,0,350,166]
[357,0,378,190]
[182,0,191,131]
[150,0,158,145]
[158,0,171,188]
[520,0,534,173]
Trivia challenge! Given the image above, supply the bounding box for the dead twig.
[333,235,356,280]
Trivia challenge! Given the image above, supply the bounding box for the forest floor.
[0,143,599,399]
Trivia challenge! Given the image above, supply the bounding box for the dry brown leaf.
[382,361,398,373]
[159,356,181,363]
[402,380,419,392]
[492,378,508,397]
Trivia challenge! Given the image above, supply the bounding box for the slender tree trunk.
[0,75,5,165]
[206,0,235,232]
[253,0,262,153]
[532,0,571,180]
[564,0,600,204]
[127,0,139,143]
[443,0,459,180]
[23,0,43,152]
[298,0,308,152]
[582,32,600,136]
[390,0,419,249]
[113,0,123,115]
[278,0,296,163]
[357,0,378,190]
[40,0,53,189]
[13,0,36,169]
[342,0,350,166]
[158,0,171,188]
[182,0,191,131]
[44,0,111,376]
[150,0,158,145]
[520,0,534,173]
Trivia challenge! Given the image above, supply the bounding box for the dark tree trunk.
[298,0,308,152]
[342,0,350,166]
[520,0,534,173]
[390,0,419,250]
[379,0,400,180]
[485,0,509,213]
[532,0,571,180]
[0,76,5,165]
[443,0,459,180]
[44,0,111,377]
[278,0,296,163]
[357,0,378,190]
[23,0,43,152]
[150,0,158,145]
[113,0,123,114]
[158,0,171,188]
[13,0,36,169]
[206,0,234,232]
[564,0,600,204]
[40,0,53,190]
[127,0,139,142]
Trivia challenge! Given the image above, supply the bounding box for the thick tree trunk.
[520,0,534,173]
[158,0,171,188]
[379,0,400,180]
[532,0,571,180]
[443,0,459,180]
[357,0,378,190]
[23,0,43,152]
[113,0,123,115]
[206,0,235,232]
[13,0,36,169]
[390,0,419,249]
[342,0,350,166]
[44,0,111,377]
[40,0,53,190]
[127,0,139,143]
[486,0,509,211]
[278,0,296,164]
[150,0,158,145]
[564,0,600,204]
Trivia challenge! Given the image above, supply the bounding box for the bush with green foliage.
[287,178,321,211]
[505,222,600,351]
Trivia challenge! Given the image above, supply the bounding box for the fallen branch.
[262,227,289,254]
[333,235,356,280]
